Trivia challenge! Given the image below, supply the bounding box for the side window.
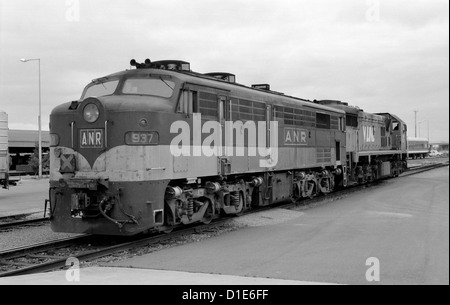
[273,106,287,125]
[192,92,198,113]
[283,107,295,125]
[337,117,345,131]
[330,116,339,130]
[177,90,186,113]
[182,85,228,117]
[278,107,315,127]
[231,99,266,122]
[316,113,331,129]
[199,91,218,119]
[177,90,198,114]
[346,114,358,127]
[219,96,226,122]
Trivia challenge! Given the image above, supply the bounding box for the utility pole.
[414,110,418,138]
[20,58,42,178]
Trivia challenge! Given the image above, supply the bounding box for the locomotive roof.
[376,113,406,125]
[93,67,345,115]
[316,100,361,115]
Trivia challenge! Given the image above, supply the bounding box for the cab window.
[83,80,119,99]
[122,78,175,98]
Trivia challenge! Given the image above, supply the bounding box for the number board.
[125,131,159,146]
[80,129,104,148]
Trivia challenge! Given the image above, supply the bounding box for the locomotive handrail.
[104,120,109,148]
[70,121,75,148]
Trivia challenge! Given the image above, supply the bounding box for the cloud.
[0,0,448,141]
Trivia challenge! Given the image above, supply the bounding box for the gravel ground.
[0,225,80,252]
[84,208,307,268]
[0,207,309,265]
[0,207,307,268]
[408,157,449,168]
[232,208,304,227]
[0,211,46,223]
[84,221,245,268]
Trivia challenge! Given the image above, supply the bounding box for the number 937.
[125,131,159,146]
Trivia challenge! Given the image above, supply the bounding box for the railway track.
[0,220,230,278]
[401,160,449,177]
[0,217,49,231]
[0,235,91,277]
[0,160,447,278]
[0,213,37,222]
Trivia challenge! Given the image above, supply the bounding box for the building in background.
[0,111,9,186]
[8,129,50,174]
[429,142,449,158]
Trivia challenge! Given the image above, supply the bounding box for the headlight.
[83,103,99,123]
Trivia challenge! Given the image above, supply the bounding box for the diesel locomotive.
[49,59,408,236]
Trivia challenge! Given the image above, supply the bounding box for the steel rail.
[401,161,449,178]
[0,213,36,222]
[0,220,230,278]
[0,217,49,231]
[0,235,92,260]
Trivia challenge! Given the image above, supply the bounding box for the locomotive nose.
[62,97,109,172]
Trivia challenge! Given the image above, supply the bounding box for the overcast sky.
[0,0,448,142]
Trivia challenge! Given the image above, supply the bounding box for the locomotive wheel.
[202,201,214,225]
[163,206,175,234]
[161,226,173,234]
[235,192,245,216]
[306,181,316,199]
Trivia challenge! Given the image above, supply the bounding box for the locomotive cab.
[377,113,408,152]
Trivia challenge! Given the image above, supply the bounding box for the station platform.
[0,267,334,285]
[0,177,48,218]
